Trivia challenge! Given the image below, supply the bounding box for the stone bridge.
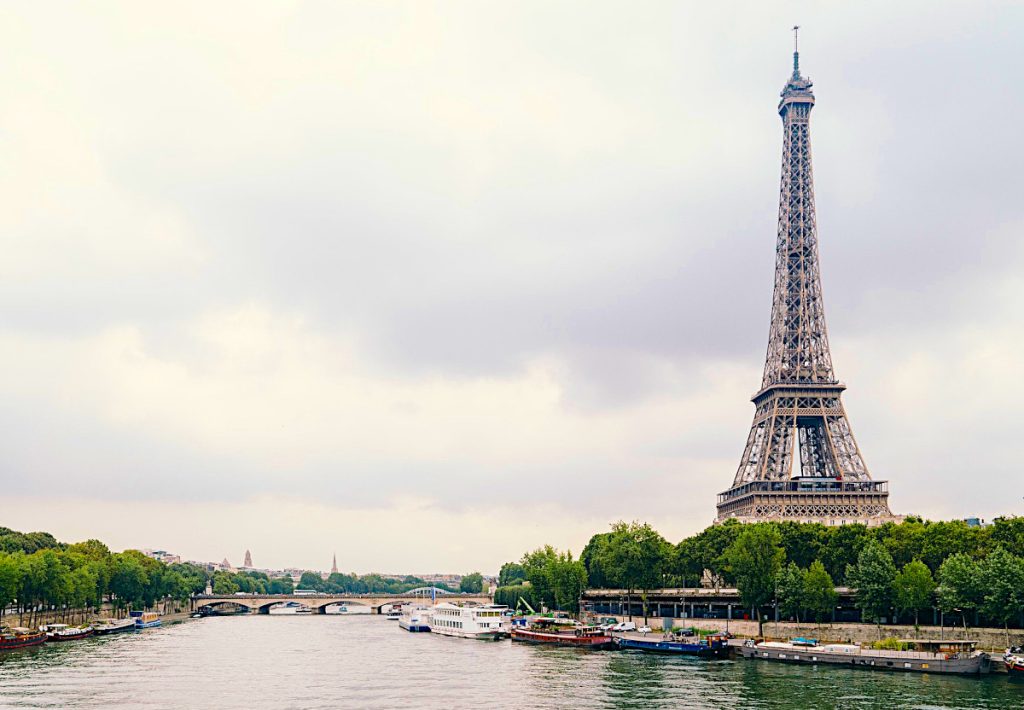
[192,590,492,615]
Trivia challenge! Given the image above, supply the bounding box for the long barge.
[0,627,47,651]
[511,619,614,650]
[738,638,990,676]
[616,632,729,658]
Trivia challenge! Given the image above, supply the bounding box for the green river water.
[0,615,1020,709]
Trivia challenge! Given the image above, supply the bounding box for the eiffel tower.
[716,32,896,526]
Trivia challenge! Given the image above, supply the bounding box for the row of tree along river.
[494,517,1024,637]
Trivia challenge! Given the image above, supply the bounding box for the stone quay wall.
[598,614,1024,651]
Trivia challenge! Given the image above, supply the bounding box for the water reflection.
[0,617,1019,709]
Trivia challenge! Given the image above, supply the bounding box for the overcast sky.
[2,1,1022,574]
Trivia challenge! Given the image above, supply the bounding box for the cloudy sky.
[1,1,1022,574]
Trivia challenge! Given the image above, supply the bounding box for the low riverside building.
[584,587,856,625]
[583,587,1024,630]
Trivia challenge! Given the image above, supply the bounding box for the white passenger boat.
[399,605,432,632]
[429,603,509,640]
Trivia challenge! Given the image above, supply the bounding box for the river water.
[0,616,1019,709]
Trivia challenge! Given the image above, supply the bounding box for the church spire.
[331,553,338,575]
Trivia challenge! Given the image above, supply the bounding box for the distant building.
[140,549,181,565]
[963,517,989,528]
[243,550,253,568]
[331,553,338,575]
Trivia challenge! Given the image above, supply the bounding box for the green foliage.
[498,562,525,588]
[580,534,614,588]
[979,546,1024,632]
[819,524,870,584]
[894,560,935,625]
[775,562,805,621]
[847,540,897,624]
[459,572,484,594]
[726,524,784,618]
[869,637,914,651]
[0,552,25,620]
[598,521,669,593]
[803,560,838,623]
[672,519,742,585]
[212,572,240,595]
[494,584,538,611]
[298,571,324,592]
[0,528,62,554]
[519,545,587,612]
[937,552,982,627]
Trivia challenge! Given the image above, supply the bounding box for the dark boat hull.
[616,636,728,657]
[0,632,47,651]
[512,629,615,650]
[93,622,136,636]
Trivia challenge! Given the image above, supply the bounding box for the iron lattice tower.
[716,36,895,526]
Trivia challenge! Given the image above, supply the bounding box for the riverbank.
[597,614,1024,652]
[6,603,195,629]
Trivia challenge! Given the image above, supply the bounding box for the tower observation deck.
[716,35,897,526]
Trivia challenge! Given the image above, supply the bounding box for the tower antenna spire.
[792,25,801,76]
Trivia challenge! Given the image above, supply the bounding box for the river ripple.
[0,616,1020,709]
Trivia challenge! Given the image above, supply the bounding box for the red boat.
[511,618,615,650]
[0,627,47,651]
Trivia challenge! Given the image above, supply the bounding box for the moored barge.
[41,624,94,641]
[739,638,990,676]
[511,618,615,650]
[92,618,137,635]
[131,611,162,629]
[0,627,47,651]
[616,631,729,658]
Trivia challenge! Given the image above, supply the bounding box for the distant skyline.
[2,2,1023,572]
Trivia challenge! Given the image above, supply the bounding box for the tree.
[580,534,615,588]
[893,560,935,628]
[494,584,538,612]
[598,521,669,622]
[776,522,827,571]
[498,563,525,588]
[520,546,587,613]
[298,571,324,592]
[846,540,897,632]
[269,577,294,595]
[212,572,240,595]
[682,519,742,584]
[937,553,981,631]
[460,572,483,594]
[775,562,805,622]
[0,553,23,623]
[979,546,1024,645]
[819,524,870,584]
[547,552,587,613]
[803,560,838,624]
[725,524,784,634]
[109,553,148,611]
